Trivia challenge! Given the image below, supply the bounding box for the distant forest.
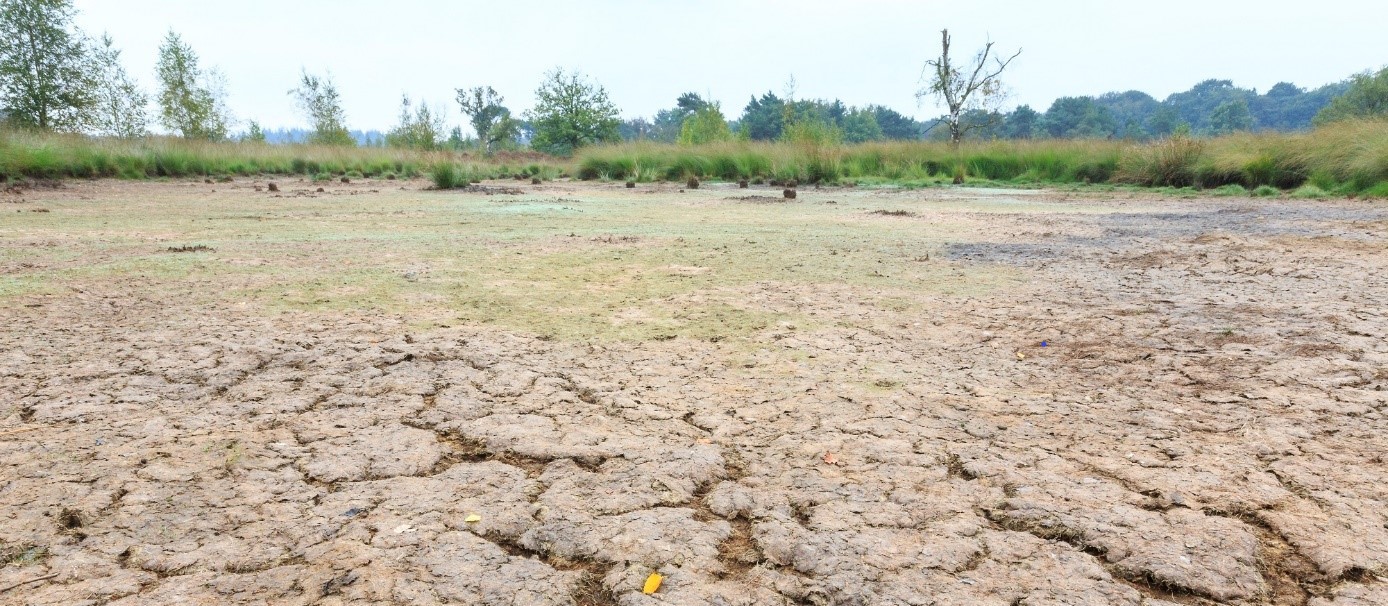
[617,78,1351,145]
[256,77,1350,148]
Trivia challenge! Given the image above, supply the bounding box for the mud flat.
[2,178,1386,605]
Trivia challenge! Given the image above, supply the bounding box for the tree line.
[3,0,1386,157]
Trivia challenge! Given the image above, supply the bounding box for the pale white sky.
[72,0,1386,133]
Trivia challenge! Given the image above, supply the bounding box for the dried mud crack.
[3,181,1387,605]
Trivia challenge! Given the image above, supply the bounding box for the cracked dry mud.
[2,179,1386,605]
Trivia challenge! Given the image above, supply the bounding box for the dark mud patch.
[725,195,794,204]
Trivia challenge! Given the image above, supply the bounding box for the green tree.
[156,30,230,140]
[1163,79,1248,133]
[1042,96,1115,138]
[88,32,148,138]
[917,29,1021,145]
[455,86,518,153]
[1146,105,1183,137]
[1314,68,1388,125]
[243,120,266,143]
[527,68,620,156]
[385,94,445,150]
[618,117,653,141]
[738,92,786,141]
[869,105,920,140]
[0,0,95,130]
[677,102,732,145]
[289,69,352,146]
[840,107,883,143]
[649,92,708,142]
[1207,98,1253,135]
[1094,90,1159,136]
[1001,105,1040,139]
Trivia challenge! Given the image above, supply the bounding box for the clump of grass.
[429,163,464,189]
[1114,136,1205,187]
[1210,184,1248,197]
[1362,182,1388,198]
[1291,184,1328,199]
[1252,185,1281,197]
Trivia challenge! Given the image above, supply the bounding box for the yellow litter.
[642,572,663,594]
[464,514,481,523]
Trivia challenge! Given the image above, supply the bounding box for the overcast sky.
[72,0,1386,134]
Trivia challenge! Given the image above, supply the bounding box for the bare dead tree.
[917,29,1021,146]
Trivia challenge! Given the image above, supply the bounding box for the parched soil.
[2,179,1387,605]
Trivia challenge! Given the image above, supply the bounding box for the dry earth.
[2,178,1386,605]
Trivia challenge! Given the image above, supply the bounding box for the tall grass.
[1119,120,1388,192]
[6,120,1387,196]
[578,120,1388,195]
[0,129,560,182]
[576,138,1126,184]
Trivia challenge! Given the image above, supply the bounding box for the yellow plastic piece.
[642,572,663,594]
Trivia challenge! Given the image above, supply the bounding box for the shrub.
[430,163,463,189]
[1252,185,1281,197]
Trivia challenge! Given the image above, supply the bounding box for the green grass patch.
[0,129,561,181]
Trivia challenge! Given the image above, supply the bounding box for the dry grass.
[0,179,1056,342]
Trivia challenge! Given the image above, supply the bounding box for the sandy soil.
[1,178,1386,605]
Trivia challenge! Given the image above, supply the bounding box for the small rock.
[783,189,796,199]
